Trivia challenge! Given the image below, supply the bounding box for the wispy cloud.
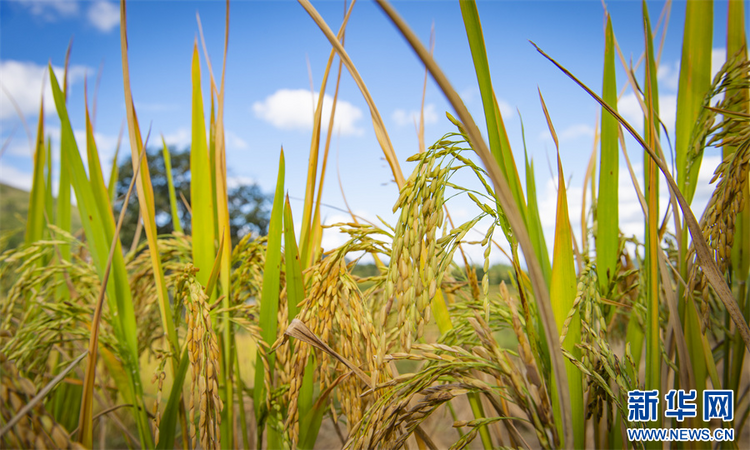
[225,130,249,151]
[87,1,119,33]
[0,60,88,121]
[536,154,722,253]
[227,175,257,190]
[617,92,677,136]
[0,162,33,191]
[560,124,595,141]
[496,98,514,120]
[657,60,680,91]
[161,128,191,149]
[537,123,595,143]
[252,88,363,136]
[12,0,119,32]
[134,102,178,113]
[459,87,479,104]
[392,103,439,127]
[160,128,248,152]
[659,94,677,136]
[617,93,642,130]
[11,0,79,21]
[4,125,123,172]
[656,47,727,93]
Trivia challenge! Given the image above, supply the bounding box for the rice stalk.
[181,267,223,450]
[532,40,750,354]
[373,5,574,445]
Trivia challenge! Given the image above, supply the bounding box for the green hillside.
[0,183,81,250]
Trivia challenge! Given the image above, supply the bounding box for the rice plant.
[1,0,748,449]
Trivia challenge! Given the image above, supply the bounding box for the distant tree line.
[350,261,514,286]
[115,147,271,249]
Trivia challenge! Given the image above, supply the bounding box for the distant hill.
[0,183,81,250]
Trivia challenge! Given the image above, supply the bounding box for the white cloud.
[659,94,677,136]
[4,125,123,176]
[1,133,33,159]
[658,47,728,92]
[252,89,363,136]
[12,0,79,21]
[0,60,88,121]
[87,1,119,33]
[72,128,121,163]
[457,87,514,120]
[657,60,680,91]
[538,123,594,144]
[585,155,721,245]
[227,175,257,190]
[160,128,248,152]
[617,93,643,131]
[12,0,119,32]
[162,128,191,149]
[0,163,33,191]
[617,92,677,135]
[225,130,249,151]
[559,124,595,142]
[134,101,178,112]
[460,87,479,103]
[496,99,514,120]
[392,103,439,127]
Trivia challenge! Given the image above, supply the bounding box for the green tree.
[115,147,270,249]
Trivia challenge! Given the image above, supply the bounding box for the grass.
[1,0,749,449]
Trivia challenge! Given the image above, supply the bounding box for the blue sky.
[0,0,743,264]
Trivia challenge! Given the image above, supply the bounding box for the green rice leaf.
[254,149,285,428]
[531,40,750,368]
[541,92,584,449]
[522,146,551,286]
[642,1,662,405]
[156,347,190,450]
[297,356,318,450]
[596,15,619,293]
[120,0,181,390]
[284,195,319,446]
[56,134,71,265]
[50,66,152,448]
[107,125,123,205]
[518,112,552,289]
[162,136,183,233]
[44,137,54,229]
[190,42,216,289]
[25,97,46,245]
[675,0,713,204]
[460,0,527,225]
[298,369,347,450]
[284,195,304,321]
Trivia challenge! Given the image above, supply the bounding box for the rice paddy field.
[1,0,749,449]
